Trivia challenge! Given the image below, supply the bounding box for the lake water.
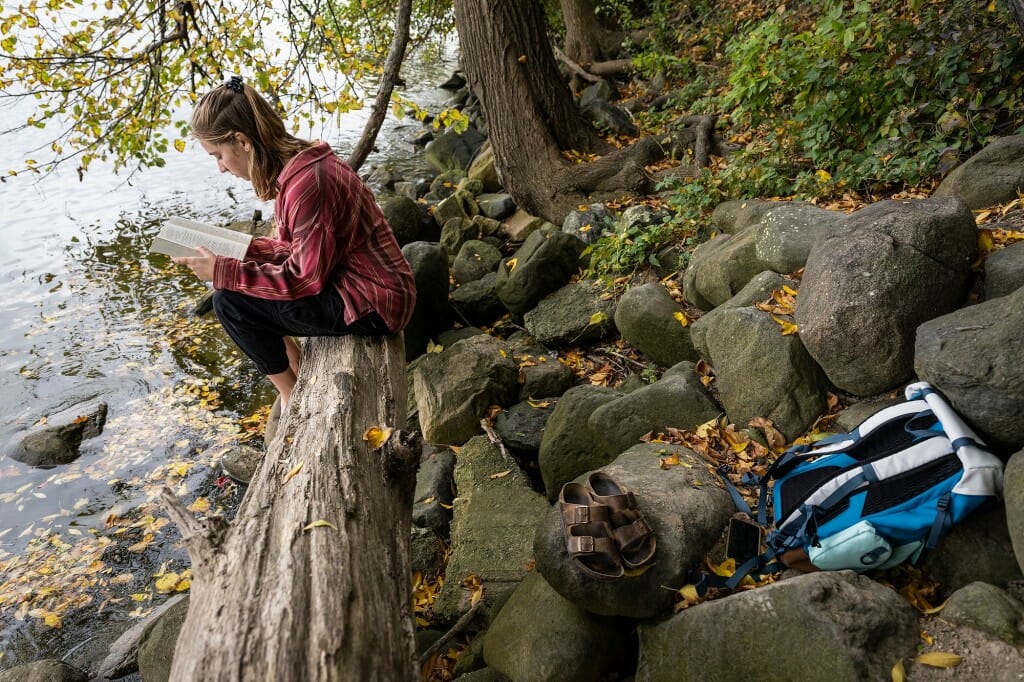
[0,50,457,668]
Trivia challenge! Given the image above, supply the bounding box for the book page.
[149,217,252,260]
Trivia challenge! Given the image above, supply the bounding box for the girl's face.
[200,134,251,180]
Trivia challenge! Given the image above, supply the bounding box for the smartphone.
[726,517,763,563]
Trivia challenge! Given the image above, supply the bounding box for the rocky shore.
[8,86,1024,681]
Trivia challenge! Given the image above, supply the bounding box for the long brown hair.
[191,78,312,200]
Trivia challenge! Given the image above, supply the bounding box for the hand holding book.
[172,246,217,282]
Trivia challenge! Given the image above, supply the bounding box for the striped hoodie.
[212,141,416,333]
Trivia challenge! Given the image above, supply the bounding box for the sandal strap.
[561,502,610,527]
[567,533,618,557]
[592,490,637,512]
[613,517,653,552]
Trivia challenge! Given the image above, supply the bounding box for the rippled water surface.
[0,50,455,667]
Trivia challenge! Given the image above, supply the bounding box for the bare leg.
[268,368,297,406]
[284,336,301,376]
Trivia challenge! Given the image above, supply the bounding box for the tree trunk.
[455,0,668,225]
[348,0,412,171]
[162,334,419,682]
[561,0,613,66]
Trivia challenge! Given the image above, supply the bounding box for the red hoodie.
[212,141,416,333]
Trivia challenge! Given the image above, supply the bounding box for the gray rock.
[483,572,635,681]
[220,445,263,484]
[502,209,549,242]
[985,240,1024,299]
[380,195,423,246]
[402,241,453,361]
[494,399,556,460]
[94,594,188,680]
[0,660,87,682]
[562,203,616,245]
[477,192,516,220]
[698,306,829,440]
[689,271,789,360]
[919,505,1023,591]
[467,143,502,193]
[833,396,902,432]
[538,385,621,501]
[711,198,789,234]
[798,197,976,396]
[754,202,841,274]
[451,273,506,327]
[6,398,107,467]
[943,582,1024,645]
[452,240,503,285]
[636,571,917,681]
[1007,449,1024,576]
[455,669,511,682]
[504,331,550,358]
[517,355,575,403]
[438,326,485,348]
[424,126,487,172]
[523,280,617,348]
[933,135,1024,209]
[620,204,670,233]
[457,177,484,196]
[535,444,733,618]
[137,596,190,682]
[452,635,487,677]
[413,445,456,537]
[614,282,699,367]
[588,362,721,458]
[429,169,468,200]
[683,228,764,311]
[495,231,587,317]
[413,334,520,445]
[581,98,639,137]
[411,526,449,581]
[441,217,481,258]
[915,284,1024,450]
[434,190,479,230]
[434,436,549,622]
[393,180,419,201]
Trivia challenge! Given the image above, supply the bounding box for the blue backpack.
[717,382,1004,587]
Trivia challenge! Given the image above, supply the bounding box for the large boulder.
[482,572,636,681]
[451,273,506,327]
[5,398,107,467]
[433,190,479,232]
[467,142,502,193]
[942,581,1024,646]
[413,334,520,445]
[452,239,503,285]
[797,197,976,396]
[434,436,549,622]
[587,362,721,458]
[933,135,1024,209]
[753,202,841,274]
[136,596,190,682]
[613,282,700,368]
[0,661,87,682]
[683,228,764,311]
[1007,449,1024,576]
[493,399,557,461]
[562,203,617,245]
[424,126,487,172]
[412,445,457,537]
[534,444,733,619]
[984,240,1024,299]
[711,198,792,235]
[689,270,789,360]
[517,353,575,403]
[919,505,1023,592]
[538,385,622,500]
[494,231,586,317]
[379,195,424,246]
[401,241,453,360]
[523,280,617,348]
[915,284,1024,451]
[697,306,829,440]
[636,571,918,681]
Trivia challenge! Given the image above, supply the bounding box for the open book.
[149,217,252,260]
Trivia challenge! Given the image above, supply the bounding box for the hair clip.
[226,75,244,93]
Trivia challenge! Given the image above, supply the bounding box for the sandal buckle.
[571,506,590,524]
[577,536,594,553]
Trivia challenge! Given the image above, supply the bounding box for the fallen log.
[161,333,420,681]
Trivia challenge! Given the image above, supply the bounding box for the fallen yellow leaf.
[914,652,962,668]
[362,426,393,449]
[154,573,180,593]
[891,659,906,682]
[588,311,607,326]
[489,470,511,479]
[526,398,551,408]
[673,311,689,327]
[303,519,337,532]
[42,612,62,629]
[282,461,304,484]
[506,258,518,272]
[187,497,210,513]
[72,415,89,424]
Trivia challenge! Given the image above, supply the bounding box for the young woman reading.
[173,76,416,406]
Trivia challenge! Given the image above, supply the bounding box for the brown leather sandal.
[559,482,623,580]
[586,472,657,569]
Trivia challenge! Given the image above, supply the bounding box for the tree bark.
[162,334,419,682]
[560,0,616,66]
[454,0,684,225]
[1009,0,1024,40]
[347,0,413,171]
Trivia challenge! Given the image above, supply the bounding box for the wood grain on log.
[162,333,419,681]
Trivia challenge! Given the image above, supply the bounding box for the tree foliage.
[0,0,452,178]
